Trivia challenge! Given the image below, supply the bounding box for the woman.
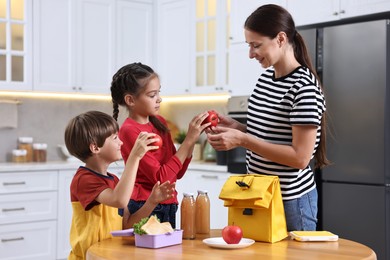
[207,4,329,231]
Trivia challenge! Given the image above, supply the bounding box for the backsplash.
[0,95,228,162]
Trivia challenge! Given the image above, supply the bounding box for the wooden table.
[86,230,377,260]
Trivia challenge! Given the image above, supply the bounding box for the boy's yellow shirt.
[68,202,122,260]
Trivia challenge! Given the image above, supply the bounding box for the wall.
[0,95,228,163]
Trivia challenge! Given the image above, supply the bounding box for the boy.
[64,111,175,260]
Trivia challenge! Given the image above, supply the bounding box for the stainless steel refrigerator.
[300,19,390,260]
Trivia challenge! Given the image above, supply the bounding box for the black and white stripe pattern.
[246,66,326,200]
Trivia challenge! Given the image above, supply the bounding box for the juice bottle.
[195,190,210,234]
[181,193,196,239]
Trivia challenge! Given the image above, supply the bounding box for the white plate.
[110,228,134,237]
[202,237,255,249]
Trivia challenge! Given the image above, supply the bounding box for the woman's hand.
[205,111,245,134]
[206,126,244,151]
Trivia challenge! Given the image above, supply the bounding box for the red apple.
[222,225,243,244]
[149,134,163,150]
[202,110,219,127]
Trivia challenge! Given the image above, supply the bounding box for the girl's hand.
[185,111,210,143]
[129,132,158,159]
[149,181,176,204]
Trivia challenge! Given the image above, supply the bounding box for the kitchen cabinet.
[156,0,191,96]
[73,0,115,93]
[191,0,230,95]
[56,170,74,260]
[33,0,72,92]
[32,0,153,94]
[115,0,154,70]
[0,0,33,91]
[228,0,285,96]
[230,0,287,44]
[157,0,231,96]
[0,170,58,260]
[34,0,114,94]
[176,169,230,229]
[287,0,390,26]
[228,42,263,96]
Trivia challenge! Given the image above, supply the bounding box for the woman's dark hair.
[64,111,119,162]
[245,4,329,169]
[110,62,168,133]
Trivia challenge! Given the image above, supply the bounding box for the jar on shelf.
[18,137,33,162]
[181,192,196,239]
[12,149,27,163]
[33,143,47,162]
[195,190,210,234]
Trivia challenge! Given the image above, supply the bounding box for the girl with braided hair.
[111,62,210,228]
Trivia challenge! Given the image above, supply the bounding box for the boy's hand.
[149,181,176,204]
[130,132,158,159]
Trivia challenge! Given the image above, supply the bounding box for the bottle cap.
[33,143,48,149]
[12,149,27,156]
[197,190,208,194]
[183,192,194,197]
[18,137,33,143]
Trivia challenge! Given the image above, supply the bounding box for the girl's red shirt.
[119,115,191,204]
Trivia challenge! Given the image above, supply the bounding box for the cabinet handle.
[201,174,219,179]
[2,181,26,186]
[1,237,24,243]
[2,207,25,212]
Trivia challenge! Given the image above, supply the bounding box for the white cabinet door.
[73,0,115,94]
[228,43,263,97]
[0,170,58,194]
[0,192,57,225]
[288,0,390,26]
[56,170,74,260]
[33,0,72,92]
[287,0,339,26]
[0,221,57,260]
[0,0,33,91]
[156,0,191,96]
[230,0,287,44]
[115,0,154,71]
[340,0,390,18]
[176,170,230,230]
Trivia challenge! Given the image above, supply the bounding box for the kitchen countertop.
[0,160,228,173]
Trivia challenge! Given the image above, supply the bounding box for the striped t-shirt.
[246,66,326,200]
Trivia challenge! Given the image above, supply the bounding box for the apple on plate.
[202,110,219,127]
[222,225,243,244]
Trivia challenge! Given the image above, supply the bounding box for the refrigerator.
[300,19,390,260]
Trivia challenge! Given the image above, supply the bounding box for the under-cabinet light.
[0,91,231,102]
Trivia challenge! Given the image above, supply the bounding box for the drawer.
[0,220,56,260]
[0,171,58,194]
[0,191,57,225]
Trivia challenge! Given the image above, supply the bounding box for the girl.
[111,62,209,228]
[207,4,329,231]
